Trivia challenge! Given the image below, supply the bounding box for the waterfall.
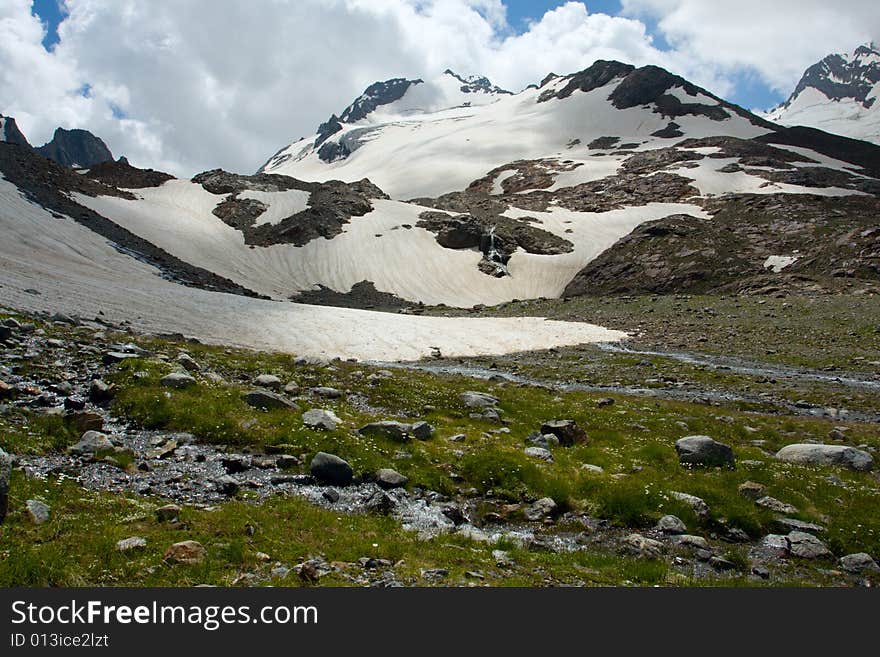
[485,226,510,276]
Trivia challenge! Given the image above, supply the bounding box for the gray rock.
[624,533,664,559]
[675,435,735,467]
[375,468,408,490]
[311,386,343,399]
[283,382,300,395]
[524,447,554,462]
[839,553,880,574]
[672,534,709,550]
[358,421,412,442]
[365,490,395,514]
[302,409,341,431]
[116,536,147,552]
[772,517,826,535]
[155,504,181,522]
[176,353,201,372]
[524,497,558,521]
[68,430,114,456]
[160,373,197,389]
[243,389,297,411]
[760,533,791,558]
[254,374,282,389]
[738,481,766,500]
[0,448,12,523]
[310,452,353,486]
[88,379,115,403]
[26,499,50,525]
[214,475,240,497]
[671,491,710,518]
[787,531,831,559]
[775,444,873,472]
[459,391,499,408]
[411,421,435,440]
[102,351,139,365]
[656,514,687,534]
[755,496,798,514]
[540,420,587,446]
[581,463,605,474]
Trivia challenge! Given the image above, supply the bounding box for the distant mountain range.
[766,43,880,144]
[0,116,114,168]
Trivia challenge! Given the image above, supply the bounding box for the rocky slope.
[35,127,114,168]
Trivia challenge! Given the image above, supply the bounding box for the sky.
[2,0,878,176]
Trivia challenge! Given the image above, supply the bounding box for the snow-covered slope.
[766,44,880,144]
[0,174,625,360]
[261,62,774,199]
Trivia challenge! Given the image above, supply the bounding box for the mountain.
[35,127,114,168]
[766,43,880,144]
[0,115,31,147]
[1,59,879,359]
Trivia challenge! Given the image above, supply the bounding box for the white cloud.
[622,0,880,92]
[1,1,877,176]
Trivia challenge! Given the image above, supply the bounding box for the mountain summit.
[767,43,880,144]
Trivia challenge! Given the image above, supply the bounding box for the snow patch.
[763,255,799,272]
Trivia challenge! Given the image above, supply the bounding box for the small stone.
[738,481,766,500]
[772,517,825,535]
[117,537,147,552]
[656,514,687,534]
[839,553,880,574]
[752,566,770,580]
[163,540,207,565]
[302,409,341,431]
[310,452,353,486]
[759,534,791,558]
[65,410,103,432]
[675,435,735,468]
[214,475,240,497]
[276,455,301,469]
[322,489,340,503]
[155,504,181,522]
[673,534,709,550]
[375,468,408,490]
[596,397,615,407]
[160,373,197,389]
[365,490,395,515]
[709,556,738,571]
[581,463,604,474]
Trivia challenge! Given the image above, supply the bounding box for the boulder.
[116,537,147,552]
[311,386,343,399]
[656,514,687,534]
[524,497,558,521]
[839,553,880,574]
[68,430,114,456]
[88,379,115,403]
[26,499,50,525]
[163,540,207,565]
[775,444,873,472]
[358,421,411,442]
[160,373,197,389]
[214,475,240,497]
[243,390,297,411]
[302,409,341,431]
[411,421,435,440]
[540,420,587,446]
[176,353,201,372]
[155,504,182,522]
[310,452,353,486]
[624,533,664,559]
[365,490,395,515]
[787,531,831,559]
[459,391,499,408]
[253,374,282,389]
[755,496,798,514]
[671,491,710,518]
[375,468,408,490]
[524,447,554,462]
[738,481,766,500]
[675,435,735,467]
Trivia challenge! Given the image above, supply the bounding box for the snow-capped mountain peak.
[766,43,880,144]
